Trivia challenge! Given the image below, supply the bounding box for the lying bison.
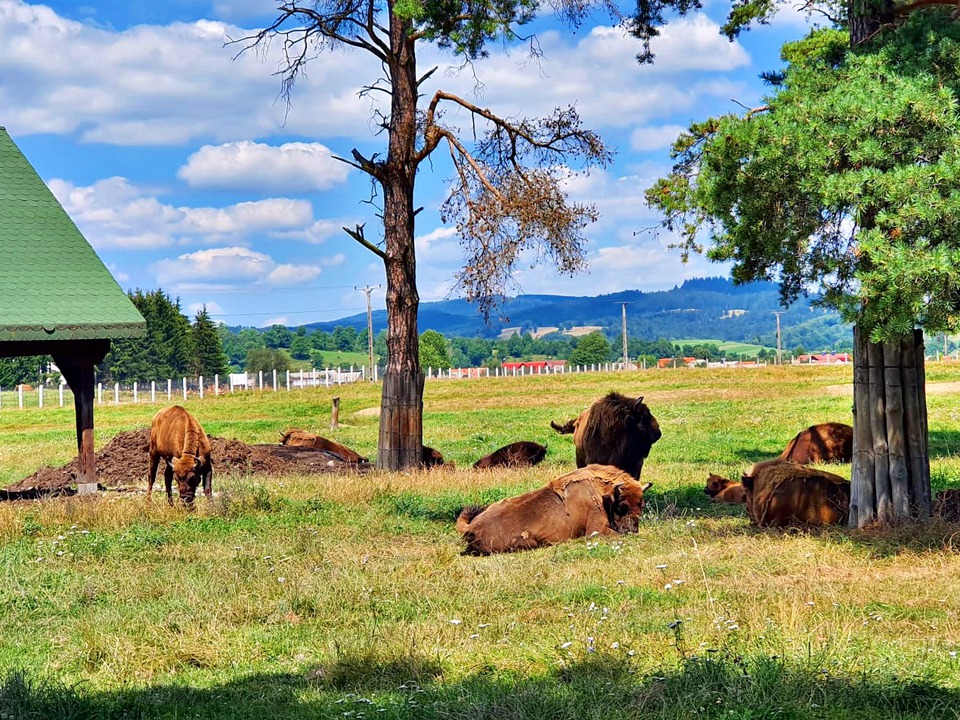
[456,464,652,555]
[279,428,367,463]
[780,422,853,464]
[704,473,746,504]
[552,392,661,479]
[473,441,547,470]
[422,445,449,468]
[149,405,213,506]
[742,459,850,527]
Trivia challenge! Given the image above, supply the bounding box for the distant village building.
[794,353,851,365]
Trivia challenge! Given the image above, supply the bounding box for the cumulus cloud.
[154,246,322,286]
[178,141,351,192]
[48,176,319,249]
[1,2,752,145]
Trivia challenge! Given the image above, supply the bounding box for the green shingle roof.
[0,127,145,342]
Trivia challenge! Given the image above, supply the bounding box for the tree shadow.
[928,429,960,460]
[2,650,958,719]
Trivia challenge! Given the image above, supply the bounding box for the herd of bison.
[8,390,959,553]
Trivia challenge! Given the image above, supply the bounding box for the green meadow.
[2,364,960,718]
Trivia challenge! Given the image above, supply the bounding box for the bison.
[741,459,850,527]
[456,464,652,555]
[473,441,547,470]
[278,428,367,463]
[780,422,853,464]
[422,445,452,468]
[552,392,661,479]
[704,473,746,504]
[148,405,213,506]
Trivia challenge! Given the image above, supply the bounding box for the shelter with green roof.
[0,127,146,490]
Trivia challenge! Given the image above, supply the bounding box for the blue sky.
[3,0,815,328]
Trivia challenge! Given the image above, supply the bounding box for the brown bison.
[551,392,661,479]
[149,405,213,506]
[473,441,547,469]
[704,473,746,504]
[780,422,853,464]
[422,445,451,468]
[278,428,367,463]
[456,464,652,555]
[741,459,850,527]
[934,489,960,522]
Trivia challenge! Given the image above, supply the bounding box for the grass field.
[2,364,960,718]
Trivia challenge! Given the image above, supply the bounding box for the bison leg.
[147,452,160,502]
[163,461,175,506]
[202,462,213,499]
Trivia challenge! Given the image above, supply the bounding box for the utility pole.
[356,285,381,379]
[616,302,630,368]
[771,311,784,365]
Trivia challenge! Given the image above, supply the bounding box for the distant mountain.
[301,277,854,352]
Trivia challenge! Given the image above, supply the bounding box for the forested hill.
[304,277,853,352]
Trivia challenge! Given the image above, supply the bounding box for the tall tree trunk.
[377,6,424,470]
[850,327,931,526]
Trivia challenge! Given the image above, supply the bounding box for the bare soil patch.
[6,428,371,498]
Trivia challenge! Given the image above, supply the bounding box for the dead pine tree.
[232,2,618,470]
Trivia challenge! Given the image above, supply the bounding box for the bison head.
[631,397,662,457]
[604,480,653,534]
[172,453,202,505]
[705,473,732,497]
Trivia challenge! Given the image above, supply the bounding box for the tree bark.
[377,5,424,470]
[850,326,930,526]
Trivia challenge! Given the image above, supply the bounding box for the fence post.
[114,383,120,405]
[38,384,43,409]
[258,370,263,390]
[59,381,65,407]
[298,369,303,389]
[151,380,156,402]
[312,368,317,387]
[98,382,102,405]
[18,384,23,409]
[133,382,138,404]
[181,377,186,400]
[272,369,277,391]
[325,368,329,387]
[214,374,219,396]
[199,376,204,400]
[286,370,290,392]
[374,364,378,382]
[229,375,235,393]
[167,379,172,401]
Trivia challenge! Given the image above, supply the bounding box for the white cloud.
[631,124,686,152]
[186,300,226,317]
[49,176,319,249]
[154,246,322,287]
[178,141,350,192]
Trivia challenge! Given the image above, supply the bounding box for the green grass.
[673,338,772,355]
[2,364,960,717]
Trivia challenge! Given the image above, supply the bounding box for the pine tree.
[192,306,229,379]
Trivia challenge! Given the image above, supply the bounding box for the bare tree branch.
[343,223,387,260]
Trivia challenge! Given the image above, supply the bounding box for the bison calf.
[456,464,652,555]
[149,405,213,506]
[704,473,746,504]
[741,459,849,527]
[473,441,547,469]
[780,422,853,464]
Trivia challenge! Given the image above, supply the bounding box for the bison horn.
[641,481,653,492]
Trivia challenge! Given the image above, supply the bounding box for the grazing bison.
[780,422,853,464]
[741,459,850,527]
[149,405,213,506]
[473,441,547,469]
[278,428,367,463]
[456,464,652,555]
[704,473,746,504]
[553,392,661,479]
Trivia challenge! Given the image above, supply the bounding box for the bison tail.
[456,505,486,534]
[551,419,574,434]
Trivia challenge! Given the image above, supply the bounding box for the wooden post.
[884,340,909,518]
[331,396,340,430]
[868,340,892,522]
[851,326,875,527]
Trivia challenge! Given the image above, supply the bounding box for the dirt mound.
[7,428,372,496]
